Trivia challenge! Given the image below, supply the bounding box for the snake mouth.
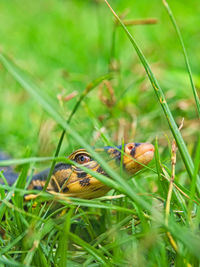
[123,143,154,174]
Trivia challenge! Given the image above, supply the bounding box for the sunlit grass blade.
[44,72,113,191]
[104,0,200,194]
[56,196,135,214]
[162,0,200,118]
[12,165,29,235]
[188,134,200,219]
[0,256,30,267]
[56,208,73,267]
[0,157,53,166]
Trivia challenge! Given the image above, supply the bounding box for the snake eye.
[75,154,91,164]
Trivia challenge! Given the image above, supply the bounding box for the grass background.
[0,0,199,266]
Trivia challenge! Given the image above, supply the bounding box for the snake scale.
[0,142,154,199]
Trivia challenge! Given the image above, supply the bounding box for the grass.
[0,0,200,266]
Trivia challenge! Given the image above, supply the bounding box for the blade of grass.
[13,159,30,231]
[104,0,200,194]
[44,72,113,191]
[76,208,96,240]
[154,137,168,197]
[23,219,55,266]
[69,232,110,266]
[55,195,136,214]
[0,256,30,267]
[169,219,200,259]
[0,230,27,255]
[188,134,200,221]
[162,0,200,118]
[91,215,132,249]
[0,188,15,222]
[0,157,53,166]
[33,247,49,267]
[57,208,74,267]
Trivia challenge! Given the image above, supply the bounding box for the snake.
[0,142,154,200]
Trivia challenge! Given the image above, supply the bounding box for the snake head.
[47,142,154,199]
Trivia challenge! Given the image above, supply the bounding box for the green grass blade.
[154,138,168,197]
[0,256,30,267]
[23,220,54,266]
[33,247,49,267]
[169,220,200,259]
[162,0,200,118]
[57,196,135,214]
[57,208,73,267]
[104,0,200,193]
[91,215,132,250]
[0,189,14,222]
[0,231,27,255]
[188,134,200,219]
[44,72,112,191]
[0,157,53,166]
[69,232,109,266]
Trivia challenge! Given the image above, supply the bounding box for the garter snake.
[0,142,154,199]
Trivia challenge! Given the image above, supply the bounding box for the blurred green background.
[0,1,200,265]
[0,0,199,160]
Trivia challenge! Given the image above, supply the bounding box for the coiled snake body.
[0,142,154,199]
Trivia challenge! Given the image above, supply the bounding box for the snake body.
[0,142,154,199]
